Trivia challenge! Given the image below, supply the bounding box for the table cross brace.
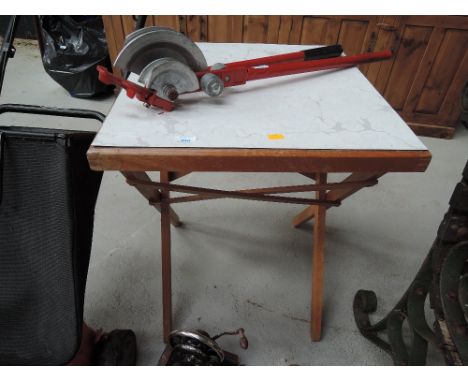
[125,177,379,207]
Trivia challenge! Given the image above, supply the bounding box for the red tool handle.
[246,50,393,81]
[221,45,343,69]
[206,50,393,88]
[96,66,175,111]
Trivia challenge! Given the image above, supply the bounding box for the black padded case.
[0,125,102,365]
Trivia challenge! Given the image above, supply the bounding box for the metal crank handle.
[211,328,249,350]
[96,65,175,112]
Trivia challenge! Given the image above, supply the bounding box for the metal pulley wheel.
[114,27,208,75]
[139,57,199,101]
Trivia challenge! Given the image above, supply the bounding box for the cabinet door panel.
[415,29,468,114]
[383,25,433,111]
[243,16,269,43]
[365,16,402,91]
[121,16,136,36]
[277,16,304,44]
[300,16,339,45]
[102,16,120,65]
[338,17,379,74]
[186,16,208,42]
[437,51,468,125]
[207,16,244,42]
[152,16,181,31]
[300,17,331,44]
[337,19,370,54]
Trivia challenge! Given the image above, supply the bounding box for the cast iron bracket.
[353,160,468,365]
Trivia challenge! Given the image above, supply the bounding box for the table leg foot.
[293,205,316,227]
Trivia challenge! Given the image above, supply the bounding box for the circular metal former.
[169,329,224,363]
[139,57,200,100]
[114,27,208,75]
[123,26,169,45]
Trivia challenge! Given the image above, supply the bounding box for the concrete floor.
[2,41,467,365]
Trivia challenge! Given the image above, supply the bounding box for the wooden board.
[88,146,430,173]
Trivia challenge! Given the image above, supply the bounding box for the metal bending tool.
[97,27,393,112]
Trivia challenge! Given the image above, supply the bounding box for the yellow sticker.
[267,133,285,140]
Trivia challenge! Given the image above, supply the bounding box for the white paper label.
[176,136,197,144]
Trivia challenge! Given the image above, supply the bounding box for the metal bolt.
[162,84,179,101]
[224,75,231,82]
[200,73,224,97]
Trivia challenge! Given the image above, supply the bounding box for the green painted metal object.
[354,161,468,365]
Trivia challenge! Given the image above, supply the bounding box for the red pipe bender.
[97,48,392,112]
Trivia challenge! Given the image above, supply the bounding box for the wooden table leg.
[311,173,327,341]
[160,171,172,342]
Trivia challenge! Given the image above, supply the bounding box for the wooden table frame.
[88,147,431,342]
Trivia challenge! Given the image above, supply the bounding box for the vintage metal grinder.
[97,26,392,112]
[158,328,248,366]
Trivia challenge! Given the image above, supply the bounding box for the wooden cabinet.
[103,16,468,138]
[366,16,468,138]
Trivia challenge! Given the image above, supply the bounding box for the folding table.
[87,43,431,342]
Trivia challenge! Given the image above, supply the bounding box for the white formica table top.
[92,43,427,151]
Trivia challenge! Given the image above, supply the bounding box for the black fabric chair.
[0,105,104,365]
